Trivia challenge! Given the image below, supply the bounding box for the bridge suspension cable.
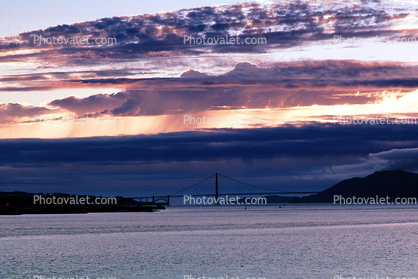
[170,173,284,196]
[217,173,283,193]
[170,173,216,196]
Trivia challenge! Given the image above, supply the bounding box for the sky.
[0,0,417,197]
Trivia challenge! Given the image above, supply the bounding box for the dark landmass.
[291,170,418,203]
[2,170,417,213]
[0,192,165,215]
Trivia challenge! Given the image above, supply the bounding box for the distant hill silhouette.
[291,170,418,203]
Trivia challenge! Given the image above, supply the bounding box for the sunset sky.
[0,0,418,196]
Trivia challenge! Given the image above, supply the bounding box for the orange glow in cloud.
[1,89,417,138]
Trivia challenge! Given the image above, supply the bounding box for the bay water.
[1,204,418,279]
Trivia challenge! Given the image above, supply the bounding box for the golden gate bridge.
[130,173,318,206]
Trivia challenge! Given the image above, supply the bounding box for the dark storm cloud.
[43,61,418,117]
[1,123,417,195]
[0,103,54,123]
[370,148,418,171]
[0,69,144,83]
[0,1,414,64]
[0,124,417,167]
[48,93,128,115]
